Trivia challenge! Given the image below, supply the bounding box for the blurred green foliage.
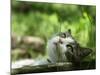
[11,0,96,63]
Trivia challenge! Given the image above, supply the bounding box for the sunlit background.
[11,0,96,68]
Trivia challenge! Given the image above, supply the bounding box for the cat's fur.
[12,29,92,69]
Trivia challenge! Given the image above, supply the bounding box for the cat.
[12,29,92,69]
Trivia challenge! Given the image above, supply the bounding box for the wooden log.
[11,62,73,75]
[11,59,95,75]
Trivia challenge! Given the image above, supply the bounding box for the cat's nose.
[59,38,63,44]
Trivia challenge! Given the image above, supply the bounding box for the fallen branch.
[11,59,95,75]
[11,62,73,75]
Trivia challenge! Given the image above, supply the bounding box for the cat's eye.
[60,33,66,38]
[66,44,73,52]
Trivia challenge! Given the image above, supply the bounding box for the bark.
[11,62,73,75]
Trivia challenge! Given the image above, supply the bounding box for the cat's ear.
[80,47,92,59]
[68,29,71,34]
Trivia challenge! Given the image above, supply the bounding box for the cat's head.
[56,29,77,54]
